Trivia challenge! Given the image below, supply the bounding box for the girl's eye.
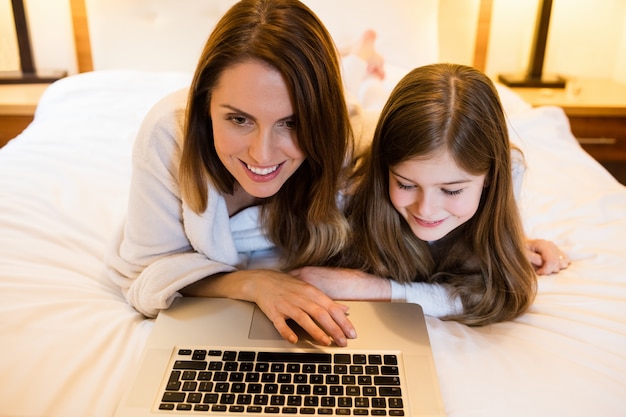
[396,180,415,191]
[442,188,463,196]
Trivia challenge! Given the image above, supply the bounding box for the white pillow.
[496,83,532,116]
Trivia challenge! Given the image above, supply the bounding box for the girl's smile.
[388,150,487,242]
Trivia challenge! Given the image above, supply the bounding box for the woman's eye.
[279,119,296,129]
[228,115,248,126]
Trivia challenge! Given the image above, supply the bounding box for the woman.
[107,0,358,347]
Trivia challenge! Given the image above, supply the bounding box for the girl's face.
[388,150,487,242]
[210,60,305,199]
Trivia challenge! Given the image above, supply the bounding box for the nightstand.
[509,78,626,184]
[0,83,50,148]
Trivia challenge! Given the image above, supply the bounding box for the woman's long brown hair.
[179,0,353,269]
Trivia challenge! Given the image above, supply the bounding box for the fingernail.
[348,329,357,339]
[288,335,298,344]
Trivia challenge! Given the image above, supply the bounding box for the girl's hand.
[526,239,570,275]
[290,266,391,301]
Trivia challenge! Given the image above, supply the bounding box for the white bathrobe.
[107,65,474,319]
[106,89,280,317]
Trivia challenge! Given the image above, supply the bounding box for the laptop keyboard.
[157,348,406,415]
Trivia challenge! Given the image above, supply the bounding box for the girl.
[106,0,359,347]
[294,63,569,325]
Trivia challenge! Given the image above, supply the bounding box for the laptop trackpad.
[248,306,282,340]
[248,306,312,342]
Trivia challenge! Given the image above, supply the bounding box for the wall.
[0,0,76,74]
[439,0,626,82]
[2,0,625,83]
[541,0,626,80]
[438,0,481,66]
[614,11,626,84]
[0,0,20,71]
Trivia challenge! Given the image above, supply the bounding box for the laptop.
[114,297,446,417]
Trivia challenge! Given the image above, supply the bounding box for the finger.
[539,259,563,275]
[263,301,332,346]
[289,309,334,346]
[292,301,354,347]
[311,302,357,347]
[527,251,543,267]
[535,265,552,275]
[330,303,357,340]
[272,317,299,344]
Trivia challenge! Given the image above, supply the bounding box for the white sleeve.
[511,148,527,202]
[389,280,463,318]
[105,90,237,317]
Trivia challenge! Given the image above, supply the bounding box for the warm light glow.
[0,0,20,71]
[25,0,75,73]
[485,0,626,81]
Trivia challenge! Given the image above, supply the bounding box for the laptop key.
[161,391,185,402]
[373,376,400,386]
[378,387,402,397]
[380,366,399,375]
[173,360,207,370]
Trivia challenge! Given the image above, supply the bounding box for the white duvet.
[1,70,625,417]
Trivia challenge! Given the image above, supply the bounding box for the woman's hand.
[182,269,356,347]
[526,239,570,275]
[290,266,391,301]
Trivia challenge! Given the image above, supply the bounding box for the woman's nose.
[248,128,272,163]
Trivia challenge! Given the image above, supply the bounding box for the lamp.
[498,0,565,88]
[0,0,67,84]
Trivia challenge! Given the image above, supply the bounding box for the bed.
[1,1,625,416]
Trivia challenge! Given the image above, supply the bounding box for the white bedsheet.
[1,70,625,417]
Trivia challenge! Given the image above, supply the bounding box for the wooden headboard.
[473,0,493,72]
[69,0,93,73]
[69,0,493,74]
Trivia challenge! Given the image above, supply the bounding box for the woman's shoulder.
[140,88,189,139]
[133,88,190,160]
[148,88,189,117]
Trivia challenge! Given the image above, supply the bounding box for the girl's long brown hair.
[342,63,537,325]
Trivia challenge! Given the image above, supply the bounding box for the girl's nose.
[413,190,437,218]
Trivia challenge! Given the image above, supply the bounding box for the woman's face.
[388,150,487,242]
[210,60,305,199]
